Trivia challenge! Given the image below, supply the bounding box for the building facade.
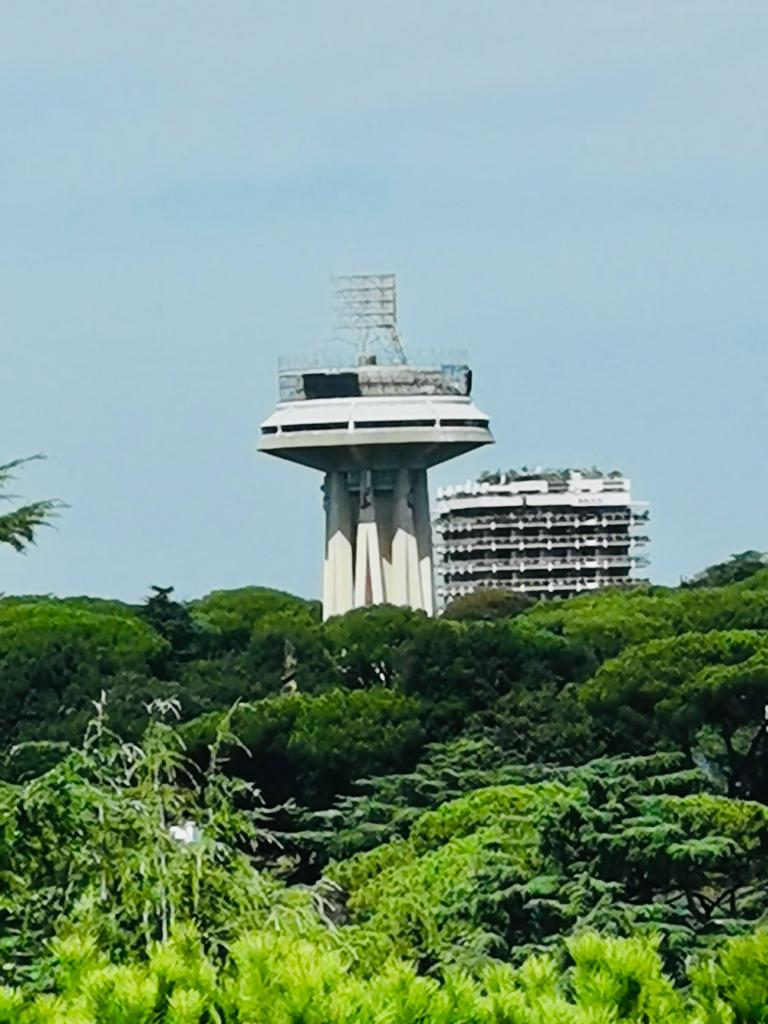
[434,469,649,606]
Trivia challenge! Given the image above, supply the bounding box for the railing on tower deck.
[277,348,469,371]
[276,350,473,401]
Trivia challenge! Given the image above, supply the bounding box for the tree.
[683,551,768,589]
[320,750,768,975]
[468,680,594,765]
[190,587,321,650]
[181,688,424,807]
[527,574,768,661]
[0,700,299,984]
[393,617,595,736]
[140,585,220,665]
[323,604,430,689]
[442,588,535,622]
[581,630,768,799]
[0,456,62,554]
[0,601,169,746]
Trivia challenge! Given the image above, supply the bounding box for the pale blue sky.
[2,1,767,601]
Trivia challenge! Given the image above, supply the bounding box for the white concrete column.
[353,471,384,608]
[389,468,434,613]
[390,469,414,607]
[412,469,435,615]
[323,471,354,620]
[377,489,396,603]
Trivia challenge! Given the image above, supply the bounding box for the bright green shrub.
[5,928,768,1023]
[690,929,768,1023]
[567,932,686,1022]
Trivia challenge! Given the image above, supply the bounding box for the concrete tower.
[259,275,493,619]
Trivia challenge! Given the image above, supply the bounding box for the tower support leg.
[412,470,435,616]
[354,471,385,608]
[323,471,353,619]
[322,468,435,619]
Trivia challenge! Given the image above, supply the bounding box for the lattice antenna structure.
[331,273,407,363]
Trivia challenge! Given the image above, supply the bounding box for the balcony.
[441,554,637,574]
[435,532,644,552]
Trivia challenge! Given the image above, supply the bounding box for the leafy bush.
[4,926,768,1022]
[0,700,312,986]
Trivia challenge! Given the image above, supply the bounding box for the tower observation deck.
[259,275,493,619]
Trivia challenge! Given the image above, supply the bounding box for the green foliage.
[323,604,430,688]
[190,586,321,649]
[4,561,768,1012]
[527,575,768,659]
[328,779,567,968]
[394,616,595,736]
[0,457,62,555]
[684,551,768,589]
[0,741,70,784]
[0,700,313,987]
[139,586,219,665]
[0,602,169,746]
[4,925,768,1021]
[581,630,768,798]
[181,687,424,805]
[442,587,536,621]
[0,595,140,618]
[468,679,595,765]
[246,619,341,694]
[313,748,768,974]
[690,929,768,1022]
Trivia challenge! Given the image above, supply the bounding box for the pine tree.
[0,456,61,554]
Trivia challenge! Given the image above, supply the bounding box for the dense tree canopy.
[3,563,768,1015]
[442,587,536,621]
[0,601,168,746]
[582,630,768,799]
[683,550,768,589]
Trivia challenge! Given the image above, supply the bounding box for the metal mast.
[331,273,407,364]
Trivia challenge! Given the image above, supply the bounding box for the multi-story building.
[434,469,649,606]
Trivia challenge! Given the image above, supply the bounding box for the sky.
[2,1,767,602]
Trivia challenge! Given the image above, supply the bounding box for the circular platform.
[259,393,493,471]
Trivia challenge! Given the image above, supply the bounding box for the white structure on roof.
[434,470,649,606]
[259,275,493,619]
